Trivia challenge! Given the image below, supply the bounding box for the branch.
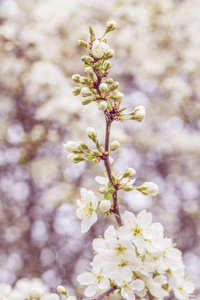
[84,286,116,300]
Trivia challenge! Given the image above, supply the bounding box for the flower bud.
[110,140,120,151]
[99,83,108,92]
[105,20,117,34]
[79,76,91,85]
[79,142,89,150]
[99,200,111,212]
[110,91,124,102]
[72,86,82,96]
[123,168,136,178]
[86,127,97,140]
[63,141,80,153]
[81,87,92,97]
[57,285,67,294]
[77,40,90,48]
[122,185,134,192]
[81,55,92,64]
[106,78,114,85]
[109,81,119,91]
[98,101,107,111]
[109,156,114,166]
[104,49,115,60]
[92,40,110,58]
[67,153,84,163]
[81,96,95,105]
[72,74,80,83]
[103,61,111,71]
[140,182,158,196]
[91,157,100,164]
[85,67,94,76]
[98,186,110,194]
[89,26,96,42]
[131,106,145,122]
[30,288,43,299]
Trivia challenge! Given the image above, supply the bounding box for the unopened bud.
[140,182,158,196]
[67,153,84,163]
[30,288,43,299]
[78,40,90,48]
[110,91,124,102]
[109,81,119,91]
[92,157,100,164]
[86,127,97,141]
[110,140,120,151]
[57,285,67,295]
[98,186,110,194]
[63,141,80,153]
[79,142,89,150]
[81,87,93,97]
[122,185,134,192]
[99,83,108,92]
[130,106,145,122]
[79,76,91,85]
[72,74,80,83]
[81,55,92,64]
[89,26,96,42]
[105,20,117,34]
[123,168,136,178]
[104,49,115,60]
[85,67,94,76]
[103,61,111,71]
[81,96,95,105]
[109,156,114,166]
[99,200,111,212]
[98,101,107,111]
[72,86,82,96]
[106,78,114,85]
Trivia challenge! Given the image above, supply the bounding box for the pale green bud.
[91,150,101,156]
[92,157,100,164]
[106,78,114,85]
[99,200,111,212]
[67,153,84,163]
[98,101,107,111]
[63,141,80,153]
[79,142,89,150]
[130,106,146,122]
[104,49,115,60]
[86,127,97,141]
[99,83,108,92]
[122,185,134,192]
[89,26,96,42]
[57,285,67,295]
[123,168,136,178]
[109,81,119,91]
[110,140,120,151]
[81,55,92,64]
[110,91,124,102]
[81,87,93,97]
[140,182,158,196]
[77,40,90,48]
[72,86,82,96]
[81,96,95,105]
[85,66,94,76]
[105,20,117,34]
[79,76,91,85]
[98,186,110,194]
[30,288,43,299]
[72,74,80,83]
[103,61,111,71]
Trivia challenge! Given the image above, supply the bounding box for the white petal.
[102,262,118,276]
[104,225,117,239]
[98,278,110,289]
[81,212,97,233]
[117,227,133,240]
[121,288,129,300]
[95,176,108,185]
[120,266,132,282]
[77,272,96,285]
[123,211,136,228]
[80,187,88,199]
[136,210,152,227]
[130,279,145,291]
[133,236,145,254]
[84,284,98,297]
[127,290,136,300]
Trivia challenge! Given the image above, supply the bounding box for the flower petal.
[84,284,98,297]
[81,212,98,233]
[95,176,108,185]
[130,279,145,291]
[77,272,96,285]
[98,278,110,289]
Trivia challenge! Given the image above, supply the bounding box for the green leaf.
[104,191,113,200]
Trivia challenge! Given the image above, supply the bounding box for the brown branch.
[84,286,116,300]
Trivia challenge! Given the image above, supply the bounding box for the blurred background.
[0,0,200,299]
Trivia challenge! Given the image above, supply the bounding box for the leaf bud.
[110,140,120,151]
[86,127,97,141]
[106,78,114,85]
[72,74,80,83]
[85,66,94,76]
[122,185,134,192]
[99,200,111,212]
[63,141,80,153]
[98,186,110,194]
[57,285,67,295]
[140,182,158,196]
[72,86,82,96]
[98,101,107,111]
[79,76,91,85]
[30,288,43,299]
[104,49,115,60]
[89,26,96,42]
[81,87,93,97]
[99,83,108,92]
[81,96,95,105]
[130,106,146,122]
[105,20,117,34]
[109,81,119,91]
[78,40,90,48]
[123,168,136,178]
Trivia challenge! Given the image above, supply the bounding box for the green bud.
[72,74,80,83]
[106,78,114,85]
[109,81,119,91]
[104,49,115,60]
[122,185,134,192]
[103,61,111,71]
[79,76,91,85]
[85,66,94,76]
[79,142,89,150]
[123,168,136,178]
[81,55,92,64]
[91,157,100,164]
[89,26,96,42]
[81,96,95,105]
[90,150,101,156]
[105,20,117,34]
[99,69,105,77]
[98,186,110,194]
[77,40,90,48]
[72,86,82,96]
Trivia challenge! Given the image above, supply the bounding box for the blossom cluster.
[77,210,194,300]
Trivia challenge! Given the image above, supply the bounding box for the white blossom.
[92,40,110,58]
